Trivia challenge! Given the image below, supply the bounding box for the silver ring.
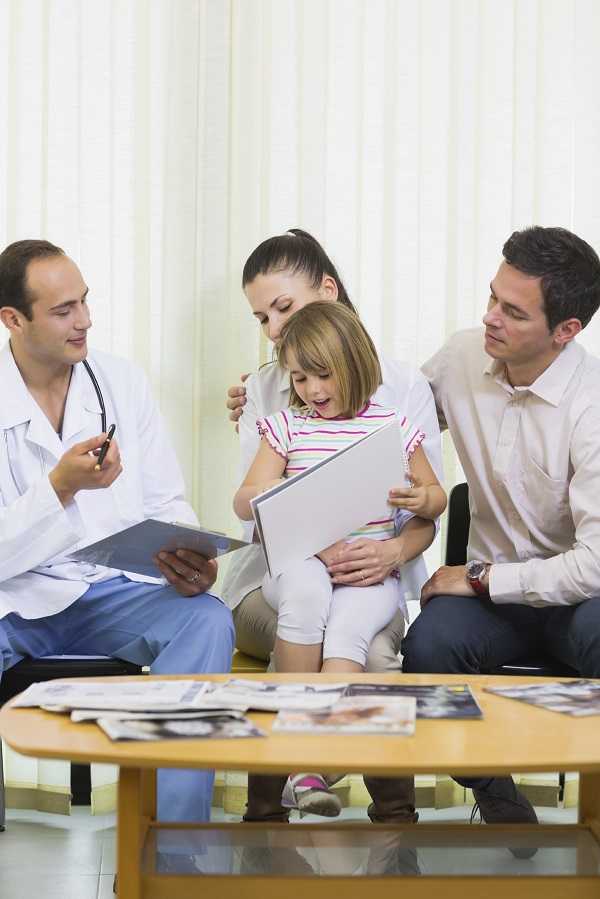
[188,571,203,584]
[360,570,366,582]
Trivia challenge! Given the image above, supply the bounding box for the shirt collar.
[483,340,584,406]
[0,342,103,435]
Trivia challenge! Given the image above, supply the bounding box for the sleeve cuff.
[489,562,524,604]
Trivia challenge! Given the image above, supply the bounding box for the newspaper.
[11,679,212,711]
[485,679,600,717]
[344,683,482,719]
[203,679,348,711]
[272,696,416,735]
[97,712,266,741]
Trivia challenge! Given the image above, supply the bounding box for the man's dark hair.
[0,239,64,320]
[502,226,600,331]
[242,228,357,314]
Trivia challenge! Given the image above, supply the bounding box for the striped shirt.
[257,401,424,541]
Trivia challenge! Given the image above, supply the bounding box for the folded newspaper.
[272,696,416,735]
[12,678,346,713]
[97,712,265,742]
[485,679,600,717]
[202,679,348,711]
[12,679,215,711]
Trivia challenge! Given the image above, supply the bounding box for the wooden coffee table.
[1,672,600,898]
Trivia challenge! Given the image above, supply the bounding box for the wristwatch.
[466,559,491,596]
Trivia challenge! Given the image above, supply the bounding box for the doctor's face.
[18,255,92,368]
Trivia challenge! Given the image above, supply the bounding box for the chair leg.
[558,771,566,804]
[0,739,6,831]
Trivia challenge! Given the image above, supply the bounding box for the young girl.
[234,301,446,815]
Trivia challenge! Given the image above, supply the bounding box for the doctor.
[0,238,234,822]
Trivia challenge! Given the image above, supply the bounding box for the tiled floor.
[0,802,579,897]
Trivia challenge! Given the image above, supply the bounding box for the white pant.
[262,557,402,667]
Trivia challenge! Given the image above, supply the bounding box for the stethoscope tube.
[82,359,107,433]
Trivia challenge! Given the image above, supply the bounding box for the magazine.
[70,708,248,723]
[272,696,416,735]
[344,683,483,719]
[485,680,600,717]
[97,712,266,741]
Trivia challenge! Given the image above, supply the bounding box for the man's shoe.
[367,833,421,876]
[471,777,538,859]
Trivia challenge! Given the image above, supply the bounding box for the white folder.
[251,420,408,577]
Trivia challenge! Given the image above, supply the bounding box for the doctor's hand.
[154,549,218,597]
[49,434,122,507]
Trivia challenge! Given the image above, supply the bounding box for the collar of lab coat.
[0,343,104,455]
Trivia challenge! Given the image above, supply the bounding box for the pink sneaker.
[281,773,342,817]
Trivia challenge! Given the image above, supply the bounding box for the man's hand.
[326,538,400,587]
[420,564,476,609]
[49,434,123,507]
[226,374,250,427]
[153,549,218,597]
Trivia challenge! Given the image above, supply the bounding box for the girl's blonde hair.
[277,302,382,417]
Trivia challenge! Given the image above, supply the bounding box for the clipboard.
[250,420,408,577]
[69,519,249,579]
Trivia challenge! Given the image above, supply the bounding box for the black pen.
[94,424,116,471]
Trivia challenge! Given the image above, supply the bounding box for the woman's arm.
[233,438,287,520]
[389,444,446,520]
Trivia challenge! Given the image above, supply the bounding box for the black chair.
[445,482,578,678]
[0,655,143,831]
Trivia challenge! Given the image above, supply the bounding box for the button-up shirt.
[423,328,600,606]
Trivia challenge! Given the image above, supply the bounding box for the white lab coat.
[0,343,197,620]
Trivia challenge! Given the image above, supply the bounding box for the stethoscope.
[3,359,107,498]
[82,359,107,433]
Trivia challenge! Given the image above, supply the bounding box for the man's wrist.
[49,471,74,507]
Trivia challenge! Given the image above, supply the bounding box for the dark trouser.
[401,594,600,789]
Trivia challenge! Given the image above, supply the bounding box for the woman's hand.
[326,538,402,587]
[226,374,250,426]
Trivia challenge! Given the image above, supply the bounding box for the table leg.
[578,772,600,826]
[117,767,150,899]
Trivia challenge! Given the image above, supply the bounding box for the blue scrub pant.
[401,594,600,789]
[0,576,235,822]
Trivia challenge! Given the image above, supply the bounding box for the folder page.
[251,420,408,577]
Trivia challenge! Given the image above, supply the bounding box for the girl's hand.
[261,477,285,492]
[327,538,401,587]
[389,475,430,515]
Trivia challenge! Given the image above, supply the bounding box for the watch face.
[467,560,486,579]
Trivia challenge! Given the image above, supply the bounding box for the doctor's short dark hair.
[502,226,600,331]
[0,239,65,320]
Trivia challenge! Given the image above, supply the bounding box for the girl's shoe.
[281,772,342,817]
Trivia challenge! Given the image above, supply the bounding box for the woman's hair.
[278,302,382,418]
[242,228,357,313]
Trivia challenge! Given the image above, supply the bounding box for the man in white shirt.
[402,225,600,835]
[0,239,235,824]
